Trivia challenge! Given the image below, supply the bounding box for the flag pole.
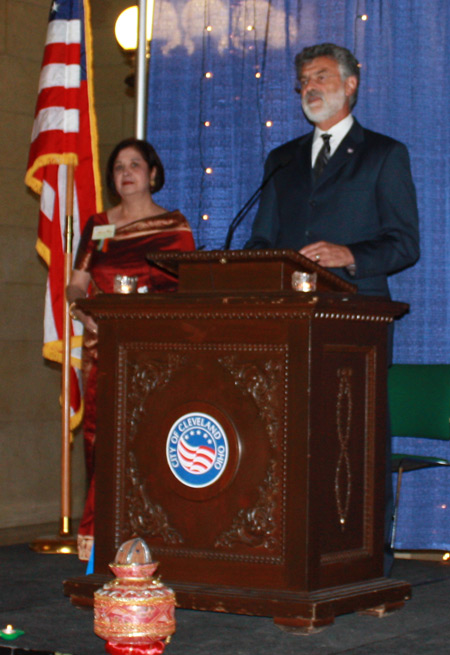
[30,163,77,555]
[61,162,75,538]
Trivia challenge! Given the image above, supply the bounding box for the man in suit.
[246,43,420,574]
[245,43,420,296]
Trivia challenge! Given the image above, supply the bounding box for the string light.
[443,553,450,561]
[354,11,369,57]
[198,0,268,236]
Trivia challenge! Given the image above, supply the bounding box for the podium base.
[64,574,411,631]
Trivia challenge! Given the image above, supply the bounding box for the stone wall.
[0,0,133,529]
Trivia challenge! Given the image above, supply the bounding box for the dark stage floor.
[1,543,450,655]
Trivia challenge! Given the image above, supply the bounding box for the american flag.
[178,436,215,473]
[25,0,102,429]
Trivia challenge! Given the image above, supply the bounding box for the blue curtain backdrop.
[147,0,450,550]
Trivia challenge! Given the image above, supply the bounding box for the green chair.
[388,364,450,549]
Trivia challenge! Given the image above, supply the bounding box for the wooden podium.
[64,250,411,630]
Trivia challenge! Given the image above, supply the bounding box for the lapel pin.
[347,148,354,154]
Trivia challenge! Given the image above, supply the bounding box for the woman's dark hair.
[106,138,165,197]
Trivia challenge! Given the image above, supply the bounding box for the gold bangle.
[69,301,79,321]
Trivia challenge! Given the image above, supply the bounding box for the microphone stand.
[223,158,291,250]
[223,186,264,250]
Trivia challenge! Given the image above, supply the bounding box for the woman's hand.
[66,269,98,334]
[70,304,98,334]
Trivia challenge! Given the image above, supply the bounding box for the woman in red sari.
[66,138,195,560]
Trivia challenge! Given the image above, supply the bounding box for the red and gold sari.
[75,210,195,559]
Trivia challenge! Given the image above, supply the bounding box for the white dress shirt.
[311,114,354,167]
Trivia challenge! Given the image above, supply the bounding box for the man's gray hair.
[295,43,360,109]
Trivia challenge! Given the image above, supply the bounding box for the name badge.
[92,224,116,240]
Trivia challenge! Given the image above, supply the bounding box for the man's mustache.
[304,90,324,103]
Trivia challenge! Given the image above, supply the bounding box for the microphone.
[223,152,294,250]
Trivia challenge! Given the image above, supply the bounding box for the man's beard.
[302,86,347,124]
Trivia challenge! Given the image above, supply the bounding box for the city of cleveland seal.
[166,412,229,488]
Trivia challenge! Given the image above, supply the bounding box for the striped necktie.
[313,133,332,180]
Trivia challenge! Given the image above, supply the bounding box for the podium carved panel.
[107,341,291,577]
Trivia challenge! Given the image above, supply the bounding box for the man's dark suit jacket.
[245,119,420,297]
